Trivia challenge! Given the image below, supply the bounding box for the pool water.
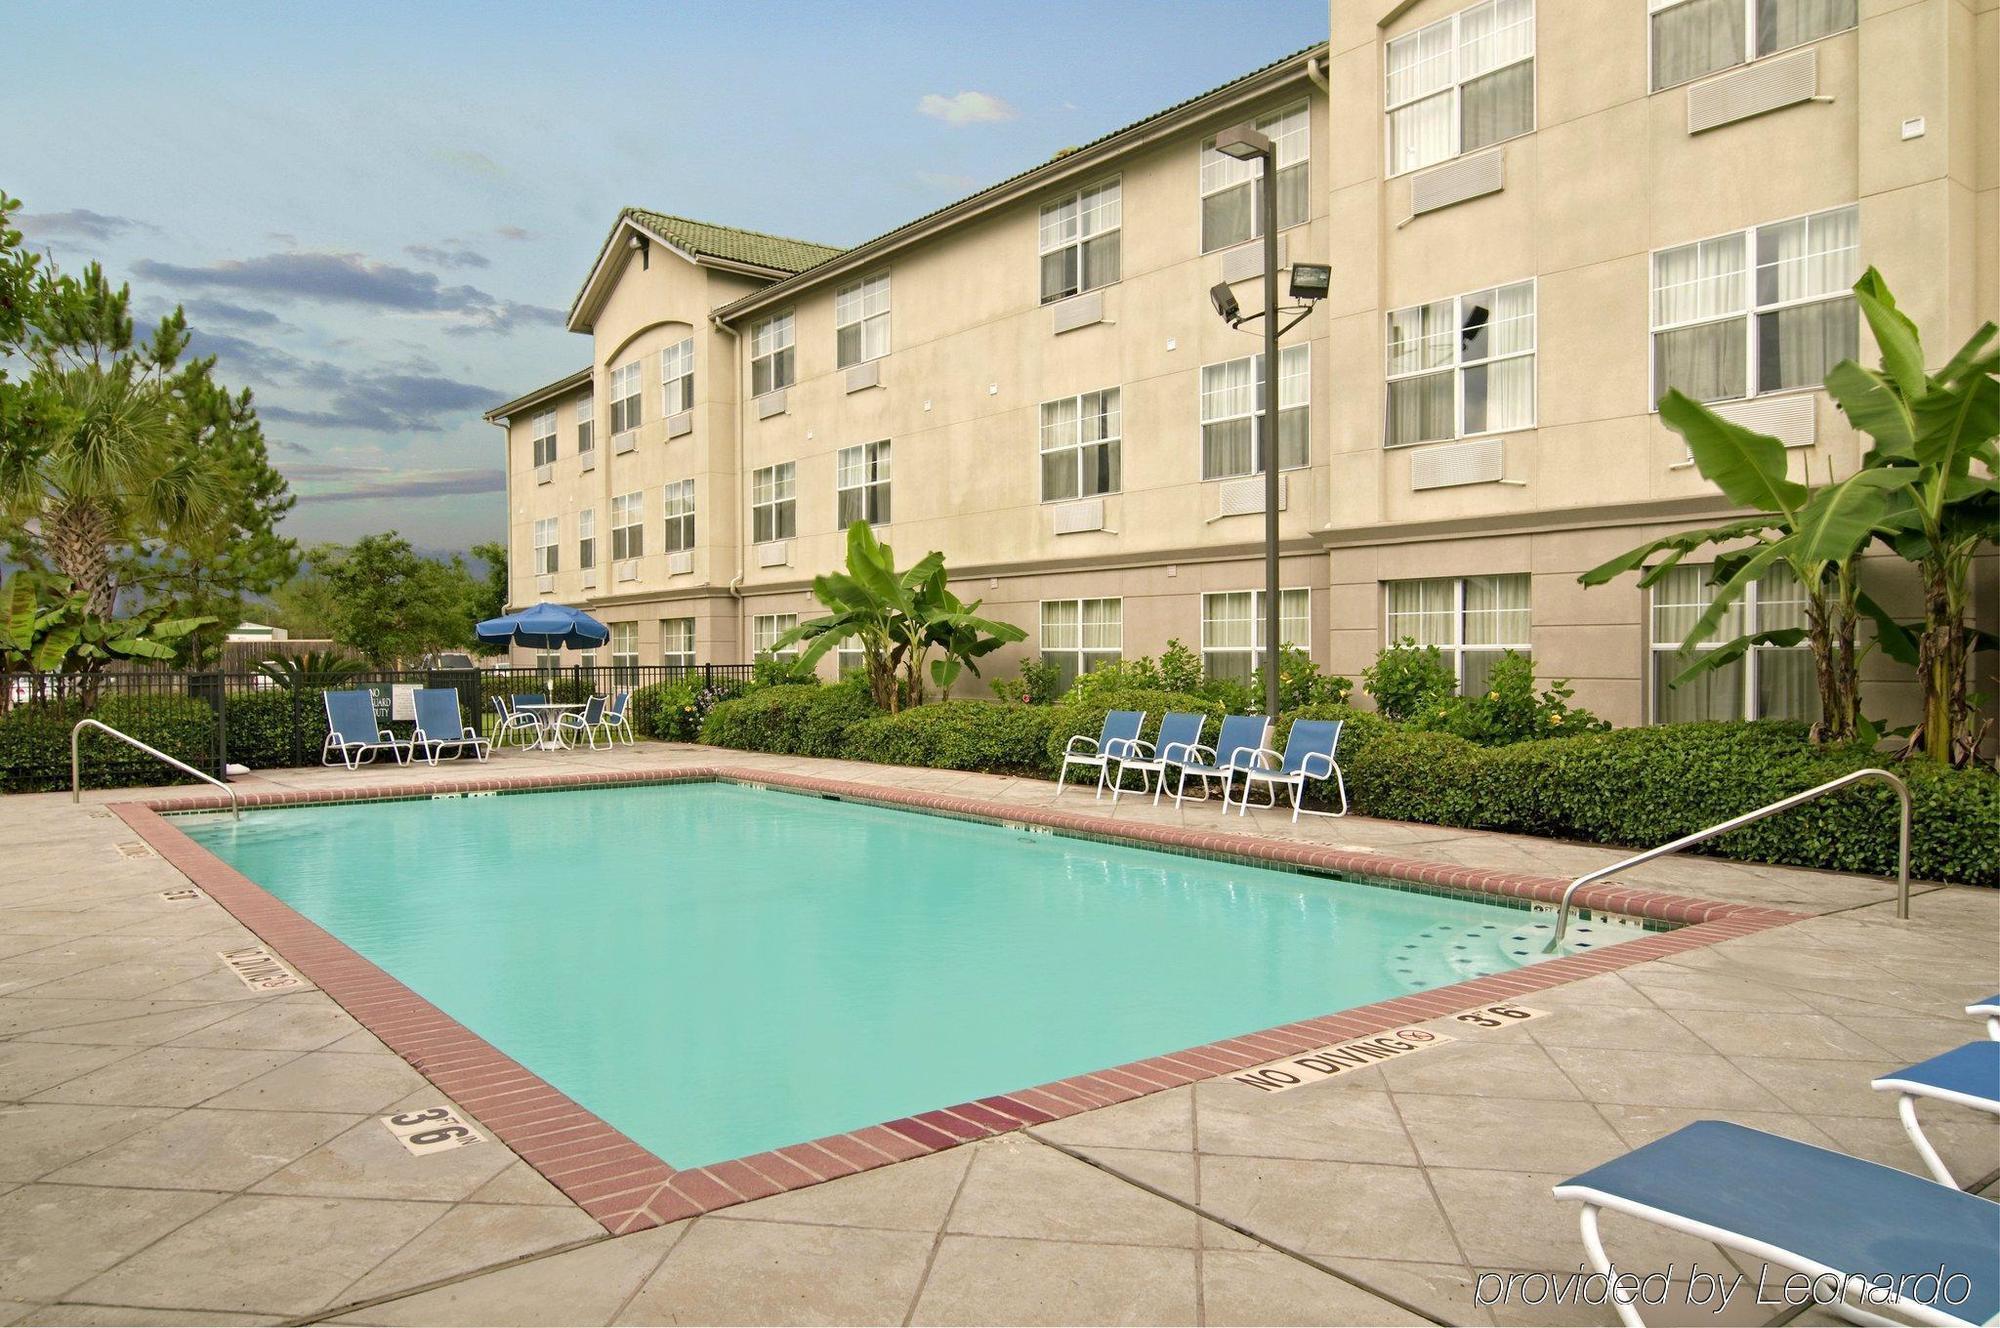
[182,781,1609,1169]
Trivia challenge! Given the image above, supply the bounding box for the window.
[1201,103,1309,252]
[609,361,642,435]
[1038,179,1121,304]
[752,613,798,659]
[836,441,891,526]
[1651,206,1858,406]
[751,463,796,543]
[532,517,558,575]
[610,491,644,560]
[1040,598,1122,691]
[529,410,558,468]
[836,644,866,676]
[1386,0,1535,176]
[661,617,695,669]
[660,339,694,415]
[662,479,695,554]
[1650,0,1857,91]
[835,274,890,367]
[1200,589,1311,684]
[1386,280,1536,447]
[751,312,794,396]
[577,508,596,570]
[1039,389,1121,501]
[661,617,696,669]
[1201,345,1310,480]
[609,622,639,679]
[534,649,561,673]
[1384,574,1531,694]
[1651,562,1814,722]
[575,393,594,457]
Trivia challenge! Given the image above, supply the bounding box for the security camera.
[1210,282,1242,326]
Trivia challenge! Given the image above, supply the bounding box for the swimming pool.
[181,780,1618,1169]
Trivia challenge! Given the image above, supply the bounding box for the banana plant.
[774,522,1024,712]
[1,570,213,695]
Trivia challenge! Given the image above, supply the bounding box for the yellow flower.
[1487,691,1499,701]
[1550,714,1563,726]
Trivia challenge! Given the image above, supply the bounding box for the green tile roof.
[623,209,845,274]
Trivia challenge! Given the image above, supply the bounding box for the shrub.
[988,657,1064,706]
[1043,689,1232,771]
[1363,638,1457,722]
[225,685,329,769]
[1412,652,1609,747]
[1254,642,1355,712]
[633,674,748,742]
[699,680,878,757]
[752,654,820,687]
[843,700,1064,776]
[0,693,218,792]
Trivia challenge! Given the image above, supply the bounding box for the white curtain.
[1756,207,1857,305]
[1651,0,1744,88]
[1759,0,1856,55]
[1080,599,1121,659]
[1386,17,1455,175]
[1386,579,1456,648]
[1654,235,1749,402]
[1461,283,1535,433]
[1040,396,1080,501]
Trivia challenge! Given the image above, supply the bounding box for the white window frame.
[750,312,795,397]
[1037,178,1122,305]
[1384,0,1537,178]
[575,393,594,457]
[1384,278,1538,447]
[1200,344,1311,481]
[836,440,891,527]
[610,490,644,561]
[1199,589,1311,683]
[1649,563,1814,722]
[1200,101,1309,254]
[577,508,596,570]
[661,617,696,669]
[1649,205,1859,409]
[662,479,695,554]
[751,462,796,543]
[529,410,558,468]
[1039,598,1123,687]
[835,273,891,368]
[1383,574,1532,693]
[752,613,799,659]
[532,517,558,575]
[1647,0,1858,92]
[660,338,694,415]
[608,621,639,677]
[1038,388,1122,503]
[609,361,643,436]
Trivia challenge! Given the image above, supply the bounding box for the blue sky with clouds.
[6,1,1324,553]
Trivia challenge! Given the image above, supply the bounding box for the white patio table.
[510,701,585,751]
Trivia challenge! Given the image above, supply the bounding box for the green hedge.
[698,681,878,758]
[842,701,1065,776]
[1041,690,1233,772]
[223,686,329,770]
[0,695,218,792]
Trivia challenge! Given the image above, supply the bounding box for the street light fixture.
[1208,122,1326,719]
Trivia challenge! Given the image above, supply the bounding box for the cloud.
[917,91,1018,126]
[495,225,535,242]
[183,328,304,383]
[130,250,560,334]
[181,297,292,330]
[432,147,507,179]
[404,243,491,270]
[18,208,159,243]
[284,463,505,503]
[260,369,499,433]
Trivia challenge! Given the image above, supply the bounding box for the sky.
[5,1,1326,555]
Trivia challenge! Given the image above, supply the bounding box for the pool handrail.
[1544,766,1909,952]
[71,718,238,821]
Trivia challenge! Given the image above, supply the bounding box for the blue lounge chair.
[1969,994,1999,1041]
[1872,1041,2000,1188]
[1109,711,1208,807]
[321,690,408,769]
[556,694,609,750]
[1553,1120,1997,1328]
[601,689,635,745]
[491,695,542,748]
[1056,709,1146,799]
[1231,718,1346,821]
[410,688,491,766]
[1172,714,1270,809]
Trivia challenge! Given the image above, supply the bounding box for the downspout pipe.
[709,314,748,658]
[1305,54,1327,91]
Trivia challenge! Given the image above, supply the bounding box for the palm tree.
[0,364,221,618]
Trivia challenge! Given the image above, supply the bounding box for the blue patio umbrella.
[475,602,611,651]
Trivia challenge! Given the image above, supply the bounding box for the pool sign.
[1230,1027,1455,1093]
[1452,1002,1549,1029]
[218,945,305,992]
[382,1106,484,1155]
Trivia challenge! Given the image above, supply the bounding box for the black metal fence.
[1,663,755,793]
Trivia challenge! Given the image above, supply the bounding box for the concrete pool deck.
[2,740,1994,1326]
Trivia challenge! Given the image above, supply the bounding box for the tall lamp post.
[1209,124,1328,718]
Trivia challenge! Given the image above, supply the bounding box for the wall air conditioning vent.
[579,452,595,472]
[667,550,693,576]
[666,411,693,439]
[535,573,555,594]
[1051,499,1105,535]
[1687,48,1817,134]
[534,464,554,486]
[755,389,787,419]
[1409,148,1504,216]
[1410,437,1506,490]
[580,569,597,590]
[757,540,790,568]
[612,431,637,455]
[615,560,639,583]
[1711,393,1816,448]
[845,360,881,393]
[1216,475,1288,518]
[1218,235,1288,285]
[1050,290,1105,335]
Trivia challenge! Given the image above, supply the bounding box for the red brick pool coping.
[114,765,1805,1237]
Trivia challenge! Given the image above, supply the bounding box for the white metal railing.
[1546,767,1910,951]
[71,718,238,820]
